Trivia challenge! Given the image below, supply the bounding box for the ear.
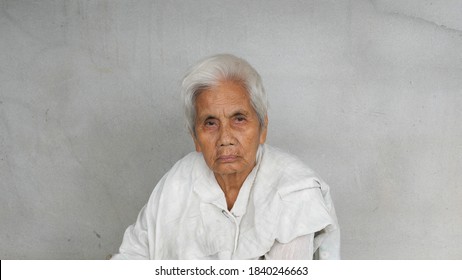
[259,115,268,144]
[191,131,202,152]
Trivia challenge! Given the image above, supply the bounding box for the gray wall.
[1,0,461,259]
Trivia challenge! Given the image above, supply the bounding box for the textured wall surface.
[1,0,461,259]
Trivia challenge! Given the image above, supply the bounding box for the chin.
[213,165,241,175]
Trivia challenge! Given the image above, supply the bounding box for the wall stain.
[45,108,49,122]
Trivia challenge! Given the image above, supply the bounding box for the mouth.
[217,155,239,163]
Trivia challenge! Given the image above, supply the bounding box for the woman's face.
[192,80,267,180]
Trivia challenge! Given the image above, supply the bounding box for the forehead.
[195,80,253,114]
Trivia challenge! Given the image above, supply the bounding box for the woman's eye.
[235,116,246,123]
[204,120,217,127]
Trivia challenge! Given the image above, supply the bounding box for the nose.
[218,122,235,147]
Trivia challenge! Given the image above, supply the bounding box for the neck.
[214,170,251,211]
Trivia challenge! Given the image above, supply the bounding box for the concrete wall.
[1,0,461,259]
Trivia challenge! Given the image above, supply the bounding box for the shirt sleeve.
[111,204,150,260]
[273,177,341,260]
[111,169,172,260]
[264,234,315,260]
[313,223,341,260]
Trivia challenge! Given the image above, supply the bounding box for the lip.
[217,155,238,163]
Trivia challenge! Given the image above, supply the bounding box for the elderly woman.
[112,54,340,259]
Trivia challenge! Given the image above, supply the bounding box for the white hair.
[181,54,268,135]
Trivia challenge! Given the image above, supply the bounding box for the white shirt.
[112,144,340,259]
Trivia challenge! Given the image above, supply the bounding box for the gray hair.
[181,54,268,135]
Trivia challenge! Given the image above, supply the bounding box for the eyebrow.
[198,109,250,122]
[230,109,249,118]
[203,115,217,121]
[232,110,248,116]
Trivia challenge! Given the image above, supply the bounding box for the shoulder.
[160,151,207,184]
[148,151,205,200]
[251,145,338,244]
[145,151,207,221]
[167,151,204,175]
[262,145,316,174]
[258,145,323,195]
